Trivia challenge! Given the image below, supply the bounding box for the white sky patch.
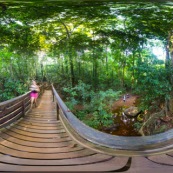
[147,39,165,61]
[44,57,55,65]
[16,21,23,26]
[152,46,165,61]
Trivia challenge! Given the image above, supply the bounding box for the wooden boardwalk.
[0,90,173,172]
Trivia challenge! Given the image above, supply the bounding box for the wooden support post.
[56,103,59,120]
[53,92,54,102]
[51,88,54,102]
[22,100,26,117]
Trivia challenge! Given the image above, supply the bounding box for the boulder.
[124,106,141,117]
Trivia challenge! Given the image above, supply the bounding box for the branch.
[58,16,71,39]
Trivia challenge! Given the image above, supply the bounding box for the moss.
[153,125,168,134]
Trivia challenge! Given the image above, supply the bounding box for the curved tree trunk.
[166,31,173,113]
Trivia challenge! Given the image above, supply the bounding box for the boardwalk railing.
[0,85,44,129]
[52,85,173,156]
[0,92,30,128]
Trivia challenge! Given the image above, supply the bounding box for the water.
[102,106,141,136]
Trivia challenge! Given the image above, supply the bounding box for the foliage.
[0,78,28,102]
[0,47,42,101]
[133,57,171,110]
[63,81,122,129]
[133,122,143,131]
[63,80,92,103]
[153,125,168,134]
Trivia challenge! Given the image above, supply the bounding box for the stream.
[101,95,142,136]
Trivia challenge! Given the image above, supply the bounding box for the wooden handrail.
[0,84,45,129]
[0,92,30,128]
[52,85,173,156]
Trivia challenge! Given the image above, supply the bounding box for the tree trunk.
[122,52,127,88]
[69,52,75,87]
[78,61,81,79]
[58,17,75,87]
[166,31,173,113]
[131,51,135,88]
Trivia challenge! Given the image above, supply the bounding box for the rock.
[124,106,141,117]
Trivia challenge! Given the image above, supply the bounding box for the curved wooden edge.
[0,84,45,107]
[52,85,173,156]
[0,92,30,107]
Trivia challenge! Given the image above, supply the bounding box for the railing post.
[52,90,54,102]
[22,100,26,117]
[52,84,59,120]
[0,106,6,118]
[56,103,59,120]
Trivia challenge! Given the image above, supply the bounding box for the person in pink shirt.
[30,80,40,109]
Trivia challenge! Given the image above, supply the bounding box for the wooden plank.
[5,126,66,138]
[16,123,62,130]
[0,107,22,124]
[23,117,58,124]
[0,113,22,129]
[127,156,173,173]
[167,153,173,157]
[0,97,23,108]
[0,100,23,118]
[13,125,63,134]
[0,157,134,172]
[0,159,134,172]
[20,119,61,127]
[0,92,30,108]
[3,130,71,143]
[25,114,57,118]
[0,140,84,153]
[147,154,173,165]
[0,153,116,166]
[26,111,55,114]
[0,133,73,148]
[0,144,95,159]
[27,111,56,115]
[24,116,57,121]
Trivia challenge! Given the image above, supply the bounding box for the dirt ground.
[74,94,140,112]
[112,94,139,111]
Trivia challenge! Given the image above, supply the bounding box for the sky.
[152,46,165,60]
